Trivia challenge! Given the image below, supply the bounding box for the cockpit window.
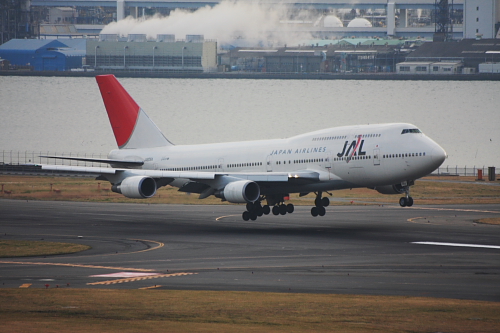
[401,129,422,134]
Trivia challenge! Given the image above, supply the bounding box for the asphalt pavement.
[1,199,499,301]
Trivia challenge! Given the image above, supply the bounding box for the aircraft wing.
[40,165,320,183]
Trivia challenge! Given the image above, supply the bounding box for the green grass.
[0,289,499,333]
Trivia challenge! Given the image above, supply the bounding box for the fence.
[432,165,491,177]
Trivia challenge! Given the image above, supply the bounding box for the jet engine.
[216,180,260,203]
[112,176,157,198]
[374,184,405,195]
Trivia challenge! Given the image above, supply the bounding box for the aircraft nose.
[430,144,447,167]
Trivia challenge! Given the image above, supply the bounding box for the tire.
[272,206,280,215]
[399,197,407,207]
[407,197,414,207]
[246,202,254,212]
[311,206,319,217]
[263,205,271,215]
[279,204,287,215]
[321,197,330,207]
[286,203,294,214]
[318,206,326,216]
[242,211,250,221]
[250,212,258,221]
[315,198,322,207]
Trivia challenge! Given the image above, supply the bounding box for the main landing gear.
[241,195,294,221]
[311,192,330,217]
[399,186,414,207]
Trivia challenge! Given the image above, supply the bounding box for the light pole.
[152,46,157,69]
[181,46,186,70]
[94,45,100,68]
[123,45,128,68]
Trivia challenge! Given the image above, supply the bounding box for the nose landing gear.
[399,186,414,207]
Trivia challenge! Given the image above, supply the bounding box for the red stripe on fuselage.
[96,75,139,148]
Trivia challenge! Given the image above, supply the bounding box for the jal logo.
[337,136,366,158]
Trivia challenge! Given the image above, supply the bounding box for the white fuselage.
[107,122,446,194]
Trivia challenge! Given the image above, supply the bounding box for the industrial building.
[87,35,217,72]
[398,38,500,73]
[221,39,413,73]
[0,38,85,71]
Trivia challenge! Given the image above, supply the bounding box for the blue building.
[0,39,86,71]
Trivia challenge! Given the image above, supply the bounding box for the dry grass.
[0,240,90,258]
[0,289,499,333]
[1,175,499,205]
[476,217,500,225]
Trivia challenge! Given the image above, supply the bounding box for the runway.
[1,199,499,301]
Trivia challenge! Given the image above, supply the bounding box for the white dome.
[347,18,372,28]
[323,15,343,28]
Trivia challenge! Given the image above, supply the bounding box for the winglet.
[96,75,172,149]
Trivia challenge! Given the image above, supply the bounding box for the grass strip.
[0,240,90,258]
[1,175,499,205]
[0,289,499,333]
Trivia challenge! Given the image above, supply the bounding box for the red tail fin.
[96,75,171,149]
[96,75,139,148]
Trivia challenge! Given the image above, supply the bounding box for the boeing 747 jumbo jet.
[41,75,447,220]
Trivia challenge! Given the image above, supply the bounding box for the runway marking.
[0,261,156,272]
[128,239,164,254]
[90,272,160,278]
[412,242,500,249]
[19,283,32,288]
[87,272,197,285]
[216,215,238,221]
[394,206,500,214]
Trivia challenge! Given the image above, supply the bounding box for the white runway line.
[412,242,500,249]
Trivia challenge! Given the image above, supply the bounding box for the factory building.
[398,38,500,73]
[221,39,413,73]
[0,39,85,71]
[87,35,217,72]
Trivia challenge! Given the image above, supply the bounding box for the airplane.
[41,74,447,221]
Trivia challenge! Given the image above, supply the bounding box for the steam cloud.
[100,1,315,47]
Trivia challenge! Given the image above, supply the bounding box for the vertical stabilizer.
[96,75,173,149]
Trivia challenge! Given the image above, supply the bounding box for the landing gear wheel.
[407,197,414,207]
[272,206,280,216]
[315,197,323,207]
[399,197,407,207]
[318,206,326,216]
[311,206,319,217]
[242,211,250,221]
[279,204,287,215]
[286,203,295,214]
[249,211,258,221]
[263,205,271,215]
[246,202,254,212]
[321,197,330,207]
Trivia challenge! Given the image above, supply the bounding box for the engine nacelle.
[112,176,156,199]
[374,184,405,195]
[216,180,260,203]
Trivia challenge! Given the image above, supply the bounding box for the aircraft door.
[325,152,333,179]
[373,149,380,166]
[266,155,272,172]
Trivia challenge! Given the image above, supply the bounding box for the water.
[0,76,499,168]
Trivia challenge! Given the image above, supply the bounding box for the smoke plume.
[100,1,315,47]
